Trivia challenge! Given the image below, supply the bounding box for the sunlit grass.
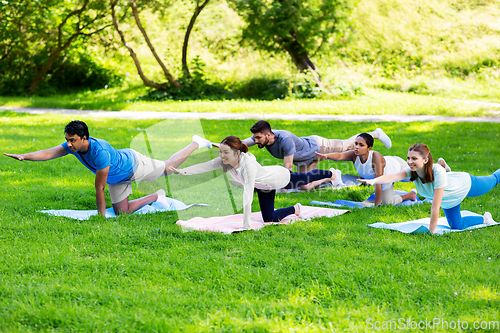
[0,87,491,117]
[0,113,499,331]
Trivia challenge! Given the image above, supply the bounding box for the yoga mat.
[311,190,432,209]
[280,174,410,193]
[176,205,350,234]
[368,210,498,235]
[40,197,208,221]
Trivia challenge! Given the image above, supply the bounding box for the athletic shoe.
[155,189,171,209]
[374,128,392,149]
[192,134,212,149]
[484,212,496,225]
[330,168,345,187]
[155,189,166,198]
[295,203,305,219]
[438,158,451,172]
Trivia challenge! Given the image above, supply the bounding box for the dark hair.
[220,136,248,172]
[408,143,434,183]
[356,133,374,148]
[65,120,89,140]
[250,120,272,134]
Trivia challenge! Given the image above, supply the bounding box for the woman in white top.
[358,143,500,233]
[170,136,338,228]
[315,133,417,206]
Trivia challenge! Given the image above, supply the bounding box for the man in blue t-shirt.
[243,120,392,173]
[4,120,212,216]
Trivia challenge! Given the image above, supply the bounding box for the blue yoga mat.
[311,191,431,209]
[368,211,498,235]
[40,197,208,220]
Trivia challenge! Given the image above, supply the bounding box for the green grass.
[0,87,496,117]
[1,113,499,332]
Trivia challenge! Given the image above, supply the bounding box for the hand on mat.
[4,153,24,161]
[314,152,328,161]
[168,166,185,175]
[357,178,376,186]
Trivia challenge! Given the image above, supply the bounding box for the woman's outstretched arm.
[315,151,355,162]
[357,170,407,186]
[170,157,223,175]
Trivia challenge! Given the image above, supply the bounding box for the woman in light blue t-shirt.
[359,143,500,233]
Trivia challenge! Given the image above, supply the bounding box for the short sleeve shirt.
[404,164,471,209]
[62,137,136,184]
[253,130,319,165]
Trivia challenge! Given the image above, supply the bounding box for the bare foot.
[401,189,418,202]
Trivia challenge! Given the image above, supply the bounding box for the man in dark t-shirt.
[242,120,392,173]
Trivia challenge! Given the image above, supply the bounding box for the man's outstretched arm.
[95,167,109,216]
[242,137,256,147]
[4,145,68,161]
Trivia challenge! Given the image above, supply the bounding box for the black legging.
[257,169,332,222]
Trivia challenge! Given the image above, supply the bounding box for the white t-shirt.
[178,152,291,227]
[354,151,407,191]
[404,164,471,209]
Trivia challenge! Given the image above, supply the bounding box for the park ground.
[1,93,499,332]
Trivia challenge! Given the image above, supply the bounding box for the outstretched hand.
[314,151,327,161]
[4,153,24,161]
[168,166,184,175]
[357,178,376,186]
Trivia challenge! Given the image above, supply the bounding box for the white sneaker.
[155,189,166,198]
[192,135,212,149]
[438,158,451,172]
[374,128,392,149]
[484,212,496,225]
[330,168,345,187]
[155,189,171,209]
[295,203,305,219]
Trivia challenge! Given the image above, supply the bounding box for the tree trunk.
[28,0,111,94]
[182,0,210,78]
[281,32,323,87]
[28,46,63,93]
[130,2,180,88]
[111,1,167,90]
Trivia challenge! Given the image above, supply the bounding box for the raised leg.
[163,142,200,175]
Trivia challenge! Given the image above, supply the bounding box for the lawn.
[1,112,499,332]
[1,87,498,118]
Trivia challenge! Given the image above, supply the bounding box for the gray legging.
[380,156,408,206]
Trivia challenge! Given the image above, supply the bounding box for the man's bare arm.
[283,154,294,171]
[95,167,109,216]
[242,137,256,147]
[4,145,68,161]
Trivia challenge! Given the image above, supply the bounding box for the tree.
[111,0,181,89]
[230,0,356,84]
[182,0,211,78]
[28,0,112,93]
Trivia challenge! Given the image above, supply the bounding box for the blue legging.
[257,169,333,222]
[443,169,500,229]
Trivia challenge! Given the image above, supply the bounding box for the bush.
[233,78,289,100]
[0,52,123,96]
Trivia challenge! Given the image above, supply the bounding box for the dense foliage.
[0,0,499,99]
